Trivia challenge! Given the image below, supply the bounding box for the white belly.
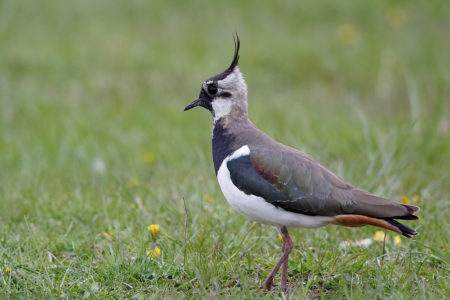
[217,145,334,228]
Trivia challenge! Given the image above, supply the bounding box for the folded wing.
[227,147,419,219]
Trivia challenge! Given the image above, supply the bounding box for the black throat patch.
[212,120,235,174]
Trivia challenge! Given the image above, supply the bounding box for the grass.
[0,0,449,298]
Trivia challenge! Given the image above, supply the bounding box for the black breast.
[212,122,235,174]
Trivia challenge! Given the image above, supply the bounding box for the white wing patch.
[217,145,334,228]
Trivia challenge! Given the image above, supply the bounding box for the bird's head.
[184,35,248,122]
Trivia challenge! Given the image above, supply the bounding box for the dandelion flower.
[143,152,156,164]
[385,7,406,28]
[373,231,386,242]
[412,195,420,203]
[5,267,10,275]
[103,231,113,239]
[148,224,160,238]
[394,235,402,244]
[337,24,357,44]
[401,196,410,204]
[278,234,283,243]
[127,177,138,187]
[147,247,161,258]
[203,193,213,203]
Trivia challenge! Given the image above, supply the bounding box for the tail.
[383,204,420,239]
[383,218,418,239]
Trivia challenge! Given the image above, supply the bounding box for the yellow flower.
[385,7,406,28]
[143,152,156,164]
[103,231,114,239]
[148,224,160,238]
[5,267,10,275]
[147,247,161,258]
[373,231,386,242]
[127,177,138,187]
[278,234,283,243]
[337,24,357,44]
[394,235,402,244]
[203,193,213,203]
[412,195,420,203]
[401,196,410,204]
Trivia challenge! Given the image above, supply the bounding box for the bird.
[184,35,420,290]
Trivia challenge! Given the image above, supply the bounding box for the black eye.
[207,84,218,95]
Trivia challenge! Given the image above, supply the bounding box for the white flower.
[339,238,373,249]
[92,157,106,174]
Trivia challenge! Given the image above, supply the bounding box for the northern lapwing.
[184,36,420,290]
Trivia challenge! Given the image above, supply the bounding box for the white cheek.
[212,98,233,120]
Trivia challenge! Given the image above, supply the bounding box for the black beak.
[184,89,212,112]
[184,98,203,111]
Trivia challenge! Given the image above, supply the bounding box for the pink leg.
[262,226,293,290]
[281,235,288,288]
[281,252,288,288]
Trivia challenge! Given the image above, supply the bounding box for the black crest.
[207,34,241,82]
[229,33,240,70]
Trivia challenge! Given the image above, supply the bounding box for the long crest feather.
[229,33,240,70]
[206,33,241,82]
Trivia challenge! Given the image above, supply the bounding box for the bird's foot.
[260,277,274,291]
[279,278,289,291]
[260,278,289,291]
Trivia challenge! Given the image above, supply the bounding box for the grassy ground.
[0,0,449,298]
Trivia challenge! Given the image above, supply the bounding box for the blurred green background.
[0,0,448,298]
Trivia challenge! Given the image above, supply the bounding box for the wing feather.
[226,146,418,218]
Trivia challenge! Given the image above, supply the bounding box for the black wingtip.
[390,204,420,220]
[392,214,419,220]
[384,218,419,239]
[229,32,240,70]
[402,204,420,213]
